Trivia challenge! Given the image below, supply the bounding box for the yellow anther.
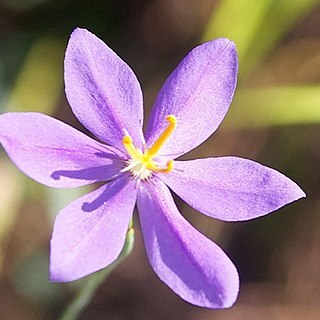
[146,159,174,174]
[122,135,140,160]
[147,115,177,157]
[122,135,132,145]
[122,115,176,179]
[165,159,174,173]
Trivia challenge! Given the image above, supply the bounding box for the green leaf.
[5,37,64,114]
[203,0,319,79]
[0,160,23,272]
[59,223,135,320]
[223,86,320,128]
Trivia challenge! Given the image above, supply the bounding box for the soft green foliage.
[59,225,135,320]
[203,0,319,79]
[225,86,320,128]
[5,38,64,113]
[203,0,320,127]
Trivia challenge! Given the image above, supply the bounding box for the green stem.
[59,225,135,320]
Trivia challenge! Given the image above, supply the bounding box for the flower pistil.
[122,115,176,180]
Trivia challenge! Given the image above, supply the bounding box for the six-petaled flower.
[0,28,305,309]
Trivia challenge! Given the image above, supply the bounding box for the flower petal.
[65,28,144,151]
[50,175,136,282]
[137,179,239,308]
[162,157,306,221]
[0,112,124,188]
[145,38,237,157]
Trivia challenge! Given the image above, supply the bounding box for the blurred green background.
[0,0,319,319]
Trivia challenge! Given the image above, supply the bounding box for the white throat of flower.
[121,115,176,180]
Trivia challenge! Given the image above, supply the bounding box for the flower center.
[122,115,176,180]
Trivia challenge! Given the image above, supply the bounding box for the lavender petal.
[162,157,306,221]
[65,28,144,151]
[50,174,136,282]
[146,38,238,157]
[137,179,239,308]
[0,112,124,188]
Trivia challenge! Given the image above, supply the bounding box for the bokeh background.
[0,0,319,319]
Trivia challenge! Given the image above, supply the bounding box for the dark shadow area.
[81,174,130,213]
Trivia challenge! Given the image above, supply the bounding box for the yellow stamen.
[122,135,140,160]
[147,159,174,173]
[122,115,176,179]
[147,115,177,157]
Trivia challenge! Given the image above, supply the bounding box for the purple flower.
[0,28,305,308]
